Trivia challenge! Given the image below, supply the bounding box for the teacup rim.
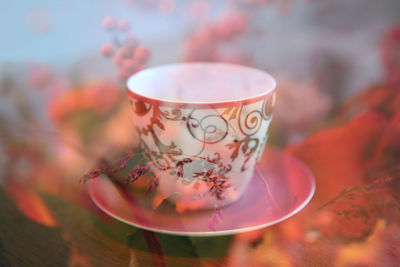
[127,62,277,108]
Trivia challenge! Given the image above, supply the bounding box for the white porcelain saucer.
[88,148,315,236]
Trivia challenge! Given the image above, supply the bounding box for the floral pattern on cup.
[128,91,276,209]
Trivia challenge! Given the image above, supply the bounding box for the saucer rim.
[88,149,316,236]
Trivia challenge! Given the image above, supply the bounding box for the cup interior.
[127,62,276,105]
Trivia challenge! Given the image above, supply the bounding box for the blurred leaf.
[6,179,57,227]
[287,111,390,240]
[0,189,69,267]
[189,235,233,258]
[87,212,136,244]
[334,84,400,124]
[40,192,132,267]
[153,193,232,258]
[127,230,203,267]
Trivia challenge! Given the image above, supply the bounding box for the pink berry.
[197,25,215,42]
[122,59,136,71]
[117,20,130,32]
[133,46,150,63]
[117,68,129,80]
[100,43,114,57]
[232,15,247,35]
[113,52,124,66]
[119,46,134,58]
[216,21,233,39]
[135,65,144,73]
[124,33,138,48]
[102,16,117,31]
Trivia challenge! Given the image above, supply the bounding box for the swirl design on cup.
[238,108,263,136]
[186,110,229,144]
[160,107,183,121]
[262,93,275,120]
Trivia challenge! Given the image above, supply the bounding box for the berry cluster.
[100,16,151,81]
[183,11,248,62]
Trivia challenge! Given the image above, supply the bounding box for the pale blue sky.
[0,0,186,66]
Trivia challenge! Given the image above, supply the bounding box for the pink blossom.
[158,0,176,14]
[124,33,138,48]
[102,16,117,31]
[216,21,234,40]
[117,68,129,80]
[117,20,130,32]
[187,0,210,20]
[133,46,150,63]
[119,46,134,58]
[122,59,136,72]
[101,16,151,81]
[100,43,114,57]
[112,52,124,66]
[274,77,333,142]
[183,10,248,62]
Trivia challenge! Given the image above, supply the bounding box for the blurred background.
[1,0,400,266]
[1,0,399,142]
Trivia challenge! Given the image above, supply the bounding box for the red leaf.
[285,111,389,239]
[6,179,57,227]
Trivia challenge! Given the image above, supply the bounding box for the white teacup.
[127,63,277,210]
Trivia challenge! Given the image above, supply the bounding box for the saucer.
[88,148,315,236]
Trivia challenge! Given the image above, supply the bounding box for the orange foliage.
[282,83,400,241]
[288,111,387,204]
[48,80,121,121]
[6,179,57,227]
